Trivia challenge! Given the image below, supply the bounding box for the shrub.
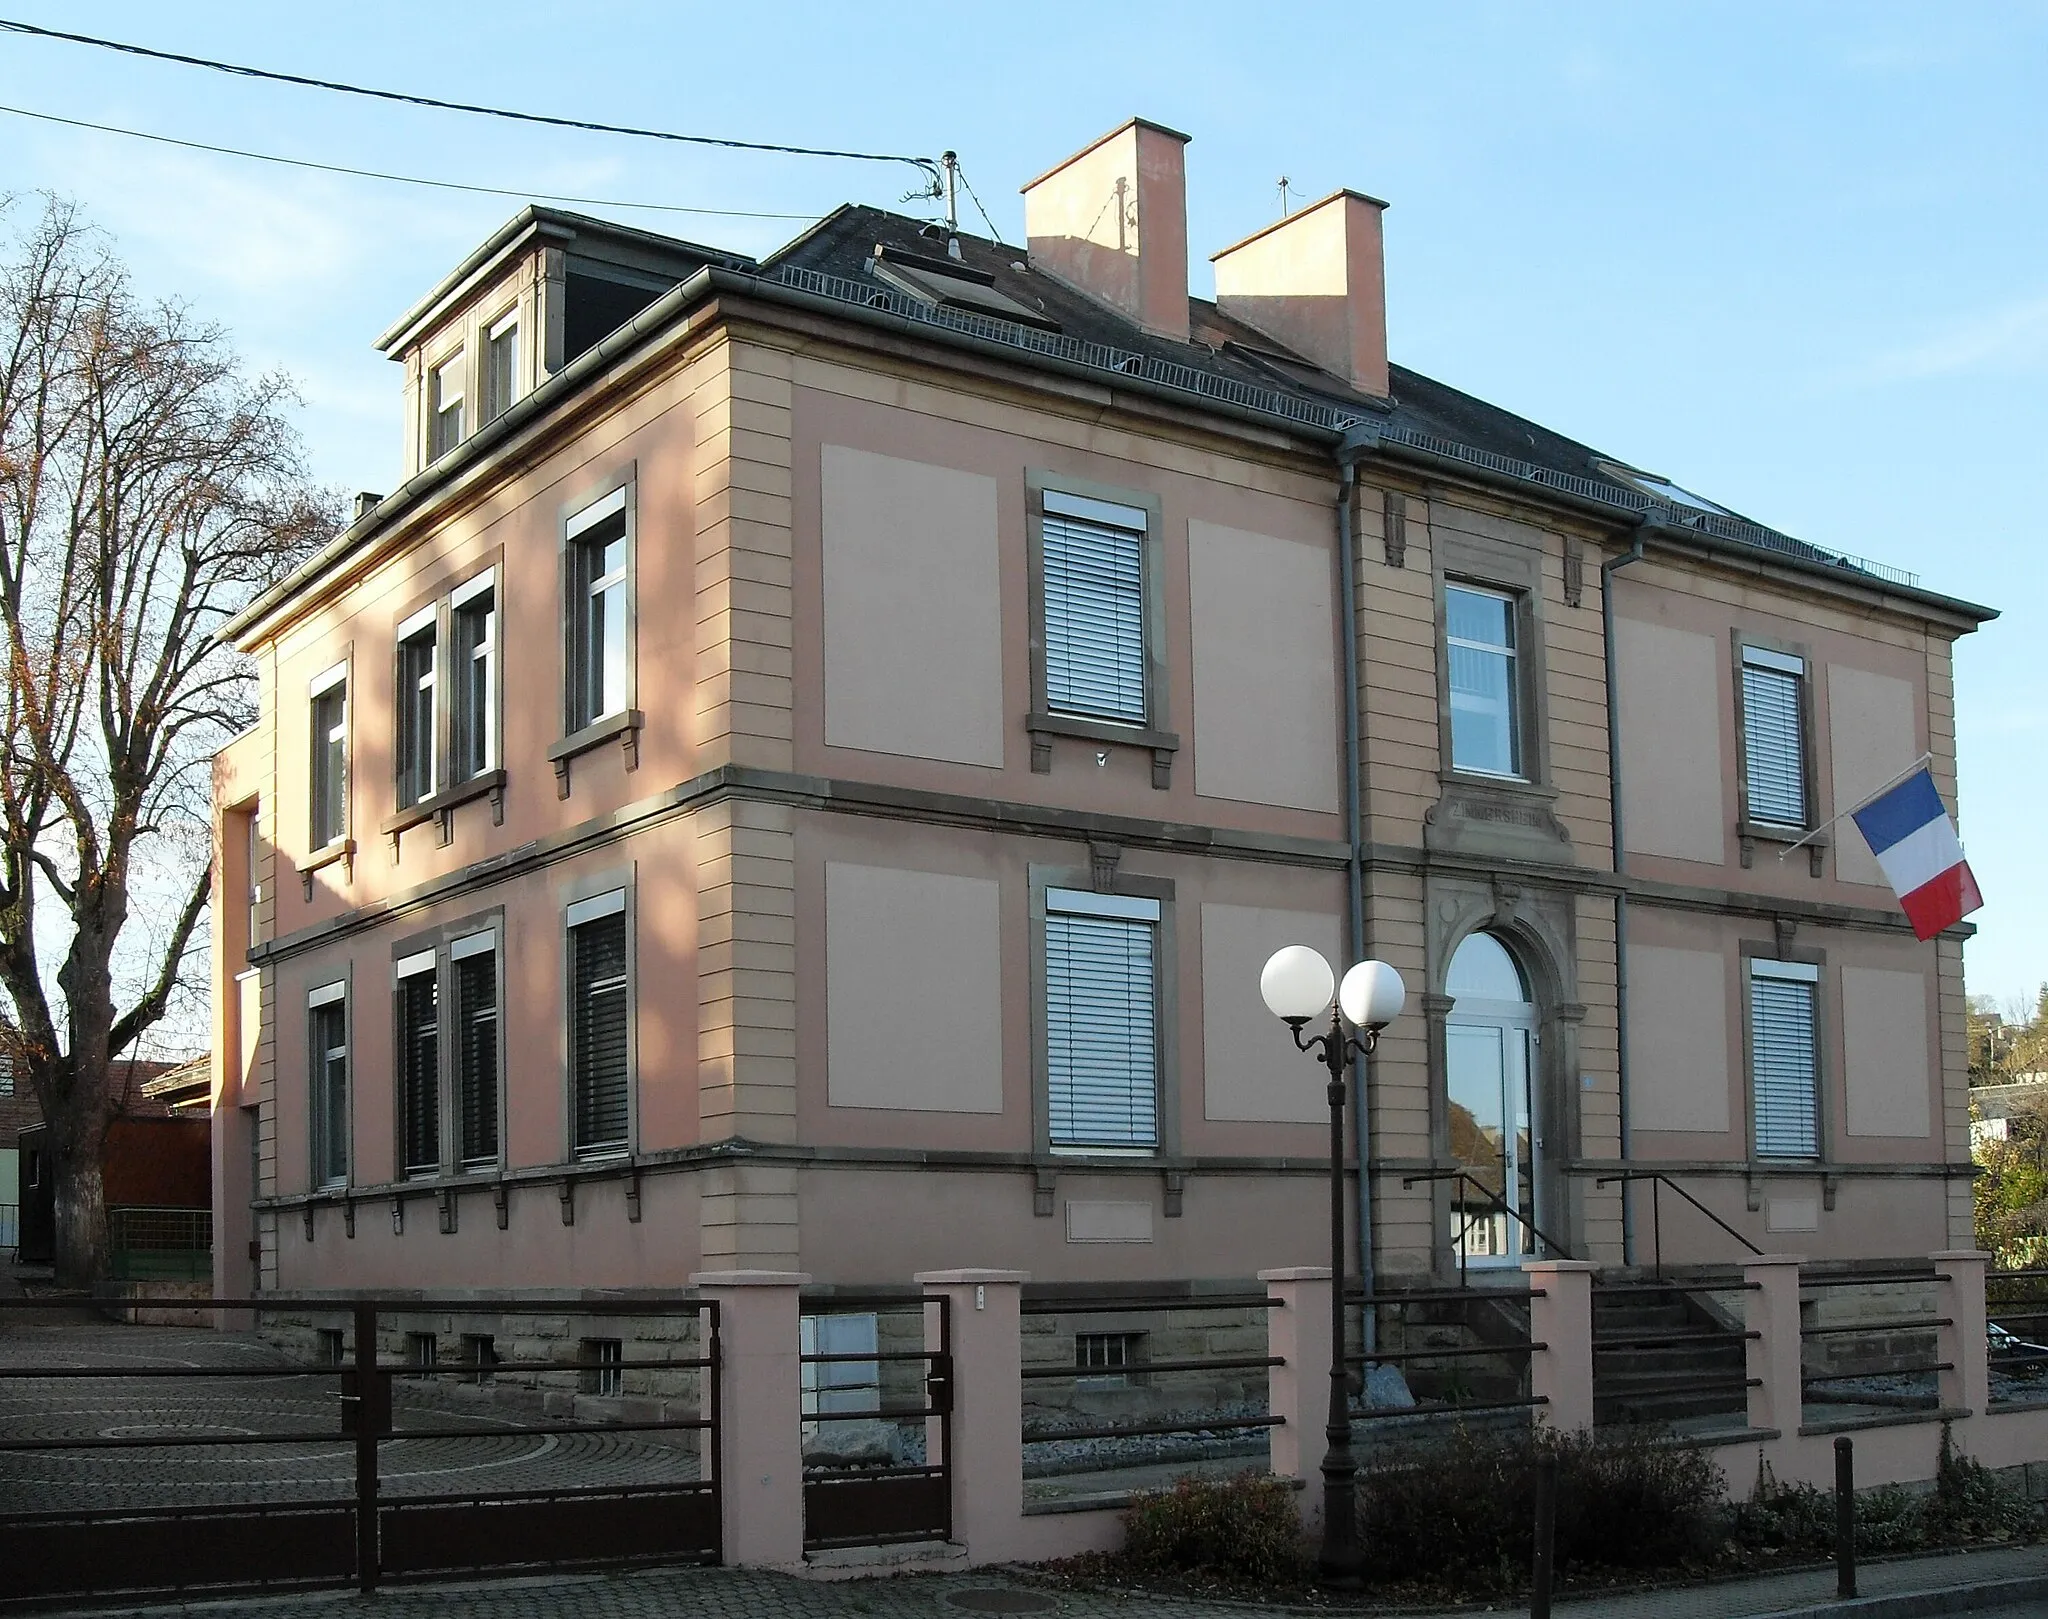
[1732,1428,2037,1557]
[1356,1422,1723,1590]
[1120,1470,1306,1583]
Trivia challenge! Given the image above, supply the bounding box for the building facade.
[208,118,1992,1298]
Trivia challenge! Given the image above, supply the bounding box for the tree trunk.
[51,1128,109,1287]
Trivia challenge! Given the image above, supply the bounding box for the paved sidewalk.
[56,1543,2048,1619]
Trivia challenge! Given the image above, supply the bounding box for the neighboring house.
[208,117,1992,1299]
[17,1089,212,1272]
[1970,1077,2048,1150]
[3,1054,197,1252]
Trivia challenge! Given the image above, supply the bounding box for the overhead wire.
[952,163,1011,247]
[0,16,942,185]
[0,103,818,221]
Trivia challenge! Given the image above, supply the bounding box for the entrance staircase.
[1592,1281,1751,1431]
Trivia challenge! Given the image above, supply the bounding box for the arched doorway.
[1445,931,1540,1265]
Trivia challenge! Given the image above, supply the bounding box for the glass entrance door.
[1447,1021,1535,1263]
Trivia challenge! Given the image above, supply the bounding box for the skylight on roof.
[869,246,1059,332]
[1597,461,1729,515]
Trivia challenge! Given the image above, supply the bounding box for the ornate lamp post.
[1260,945,1406,1586]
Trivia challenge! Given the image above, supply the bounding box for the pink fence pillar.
[918,1268,1028,1563]
[1523,1260,1598,1430]
[691,1269,809,1568]
[1743,1254,1806,1441]
[1260,1267,1334,1487]
[1933,1249,1991,1418]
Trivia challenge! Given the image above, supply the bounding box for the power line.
[0,103,819,221]
[953,163,1010,247]
[0,16,942,184]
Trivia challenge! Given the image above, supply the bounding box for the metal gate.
[0,1292,719,1606]
[799,1293,951,1550]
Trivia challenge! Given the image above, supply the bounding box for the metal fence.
[0,1292,720,1607]
[108,1204,211,1281]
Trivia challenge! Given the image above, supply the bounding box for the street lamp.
[1260,945,1406,1585]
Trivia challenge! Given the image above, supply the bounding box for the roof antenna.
[1277,176,1293,217]
[943,151,962,258]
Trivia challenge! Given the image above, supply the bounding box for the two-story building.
[208,117,1992,1298]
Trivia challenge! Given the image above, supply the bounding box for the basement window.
[406,1332,439,1374]
[582,1337,624,1398]
[1075,1331,1145,1387]
[316,1328,345,1366]
[461,1334,497,1385]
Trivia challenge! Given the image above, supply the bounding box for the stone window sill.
[380,768,508,847]
[1026,711,1178,788]
[298,839,354,897]
[548,710,643,797]
[1738,819,1826,875]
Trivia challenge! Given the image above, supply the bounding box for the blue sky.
[5,2,2042,1005]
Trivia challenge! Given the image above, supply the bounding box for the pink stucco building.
[208,118,1993,1298]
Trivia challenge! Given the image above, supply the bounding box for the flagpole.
[1775,751,1935,861]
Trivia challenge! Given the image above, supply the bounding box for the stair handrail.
[1403,1167,1576,1290]
[1592,1169,1762,1277]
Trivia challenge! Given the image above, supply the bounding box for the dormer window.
[429,352,465,463]
[869,245,1060,332]
[481,311,519,426]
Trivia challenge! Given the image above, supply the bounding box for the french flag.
[1850,768,1982,942]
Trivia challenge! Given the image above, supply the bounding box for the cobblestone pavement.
[0,1315,704,1513]
[51,1543,2048,1619]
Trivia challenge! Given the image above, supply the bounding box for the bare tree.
[0,197,336,1283]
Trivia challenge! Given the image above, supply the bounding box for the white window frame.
[450,927,501,1170]
[429,350,466,462]
[564,486,633,733]
[395,604,438,810]
[1739,645,1810,831]
[1044,886,1161,1157]
[450,567,499,782]
[1040,489,1151,727]
[1749,958,1822,1161]
[308,663,349,852]
[393,950,441,1178]
[566,886,632,1159]
[308,979,350,1189]
[1445,581,1524,780]
[481,308,520,426]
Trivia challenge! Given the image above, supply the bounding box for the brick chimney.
[1022,118,1190,342]
[1211,190,1389,399]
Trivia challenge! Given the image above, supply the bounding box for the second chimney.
[1211,190,1390,399]
[1023,118,1190,342]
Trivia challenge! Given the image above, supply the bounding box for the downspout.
[1335,425,1380,1328]
[1601,513,1653,1267]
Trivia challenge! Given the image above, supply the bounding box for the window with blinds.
[396,958,440,1176]
[1042,490,1148,725]
[308,987,349,1187]
[569,895,630,1156]
[1045,888,1160,1152]
[1742,647,1808,827]
[453,936,499,1167]
[1750,960,1820,1159]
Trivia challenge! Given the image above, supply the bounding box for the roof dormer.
[377,208,750,479]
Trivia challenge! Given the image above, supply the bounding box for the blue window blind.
[1045,888,1159,1151]
[1042,490,1147,725]
[1751,961,1819,1158]
[1742,647,1807,827]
